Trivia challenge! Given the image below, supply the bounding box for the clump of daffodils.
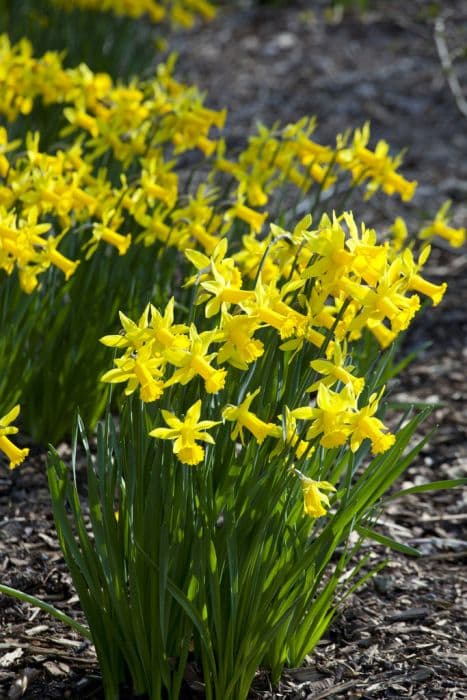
[0,32,462,457]
[1,35,463,300]
[101,211,447,517]
[0,38,226,292]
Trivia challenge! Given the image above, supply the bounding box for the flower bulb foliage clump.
[48,209,454,699]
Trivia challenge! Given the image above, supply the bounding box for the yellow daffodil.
[222,388,281,445]
[92,221,131,256]
[225,197,268,234]
[349,391,395,455]
[184,238,242,290]
[164,325,226,393]
[150,400,220,466]
[0,405,29,469]
[100,306,153,351]
[336,123,417,201]
[418,202,465,248]
[43,245,79,280]
[308,341,365,394]
[216,311,264,369]
[200,262,255,318]
[101,345,165,403]
[400,248,447,307]
[148,298,190,353]
[244,280,306,340]
[293,384,355,449]
[300,476,336,518]
[140,157,178,209]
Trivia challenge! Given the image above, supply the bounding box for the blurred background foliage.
[0,0,163,78]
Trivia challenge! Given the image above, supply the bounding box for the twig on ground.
[434,14,467,119]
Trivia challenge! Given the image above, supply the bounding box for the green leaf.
[387,478,467,500]
[356,526,421,557]
[134,540,217,681]
[209,540,218,574]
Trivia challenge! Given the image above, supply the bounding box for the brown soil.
[1,1,466,698]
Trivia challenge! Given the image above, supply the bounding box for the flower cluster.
[215,119,417,207]
[0,36,225,157]
[2,35,459,303]
[101,211,447,516]
[51,0,216,27]
[0,39,227,290]
[0,33,460,461]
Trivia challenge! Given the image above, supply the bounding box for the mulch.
[0,1,466,697]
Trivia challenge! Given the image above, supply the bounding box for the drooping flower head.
[300,476,336,518]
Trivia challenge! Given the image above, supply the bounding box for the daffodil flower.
[222,388,281,445]
[150,400,220,466]
[92,221,131,256]
[100,345,165,403]
[308,340,365,394]
[201,262,254,318]
[299,476,336,518]
[349,390,395,455]
[400,247,447,307]
[225,197,268,234]
[164,324,226,393]
[216,310,264,369]
[418,201,465,248]
[0,405,29,470]
[293,384,355,449]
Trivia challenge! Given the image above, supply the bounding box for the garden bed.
[1,1,466,697]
